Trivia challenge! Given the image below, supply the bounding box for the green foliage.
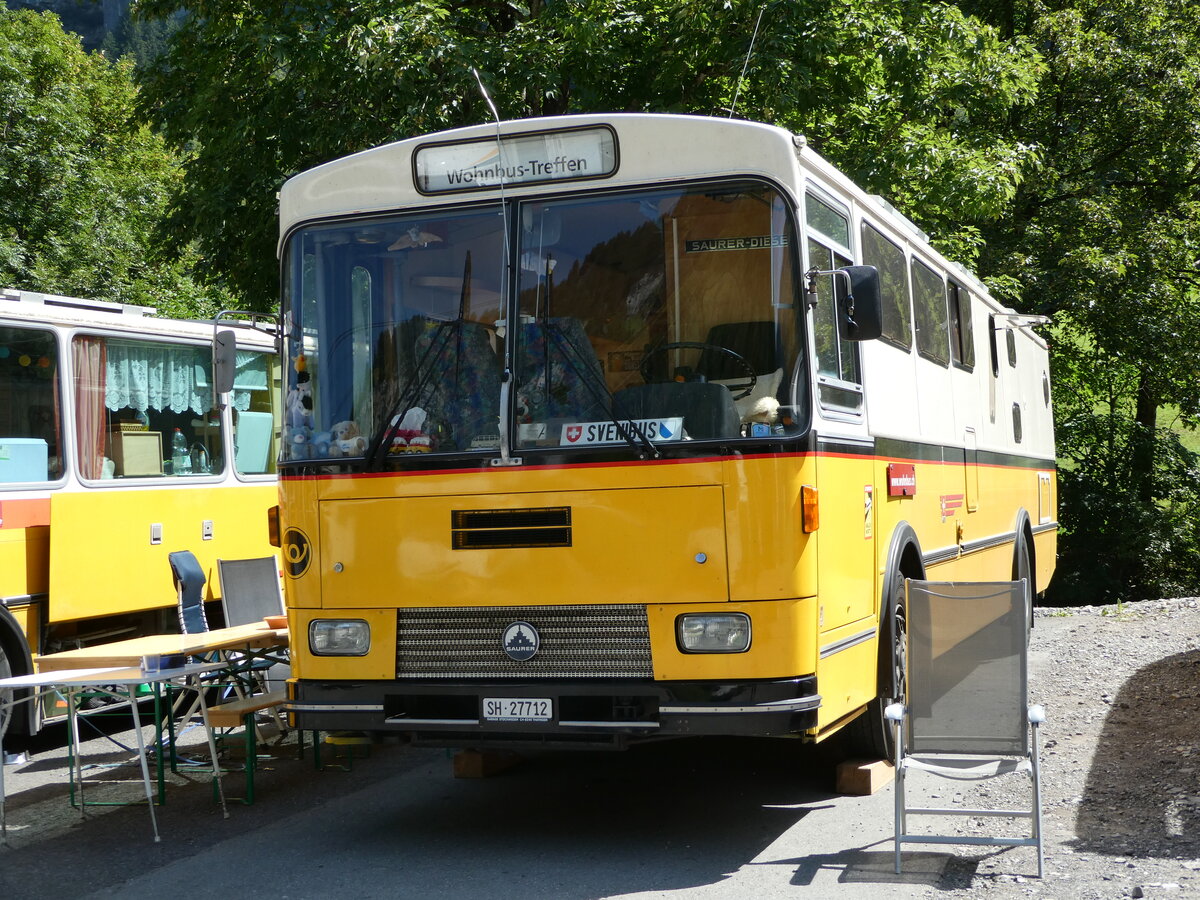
[134,0,1041,303]
[0,9,222,314]
[963,0,1200,602]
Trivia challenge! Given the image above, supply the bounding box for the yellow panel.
[816,454,877,629]
[5,601,37,649]
[318,486,729,608]
[648,596,818,681]
[0,524,48,599]
[289,607,396,679]
[49,484,278,623]
[815,619,878,729]
[721,455,818,602]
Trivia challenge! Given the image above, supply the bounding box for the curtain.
[72,337,106,480]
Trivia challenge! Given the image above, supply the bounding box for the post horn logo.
[282,527,312,578]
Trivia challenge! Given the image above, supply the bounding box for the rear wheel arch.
[0,606,36,740]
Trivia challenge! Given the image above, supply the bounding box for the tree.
[135,0,1042,304]
[0,8,226,313]
[959,0,1200,602]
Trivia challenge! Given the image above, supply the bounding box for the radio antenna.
[472,66,502,124]
[729,5,766,119]
[471,66,522,467]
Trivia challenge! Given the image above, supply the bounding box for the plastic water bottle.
[171,428,190,474]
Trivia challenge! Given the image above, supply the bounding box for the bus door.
[805,194,876,635]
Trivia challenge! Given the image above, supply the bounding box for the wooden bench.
[206,689,287,804]
[207,689,287,729]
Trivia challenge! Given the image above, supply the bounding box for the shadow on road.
[1072,647,1200,859]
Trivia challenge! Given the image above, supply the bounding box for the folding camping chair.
[886,579,1045,877]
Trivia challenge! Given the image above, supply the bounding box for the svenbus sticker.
[560,417,684,446]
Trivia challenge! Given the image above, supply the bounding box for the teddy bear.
[331,419,368,457]
[742,396,780,437]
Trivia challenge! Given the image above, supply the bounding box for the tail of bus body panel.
[0,289,281,741]
[276,114,1056,751]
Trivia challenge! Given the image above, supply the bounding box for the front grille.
[395,605,652,679]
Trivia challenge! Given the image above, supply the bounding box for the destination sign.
[414,126,617,194]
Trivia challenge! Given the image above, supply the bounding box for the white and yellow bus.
[0,288,280,741]
[269,114,1056,755]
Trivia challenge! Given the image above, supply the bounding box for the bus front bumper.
[288,677,820,746]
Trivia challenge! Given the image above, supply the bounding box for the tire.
[1013,528,1035,643]
[0,637,12,741]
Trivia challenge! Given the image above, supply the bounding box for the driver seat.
[696,322,780,380]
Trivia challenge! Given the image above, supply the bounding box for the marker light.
[309,619,371,656]
[801,484,819,533]
[677,613,751,653]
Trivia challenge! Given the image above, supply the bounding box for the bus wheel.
[1014,529,1035,642]
[0,637,11,740]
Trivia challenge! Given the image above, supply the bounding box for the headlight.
[309,619,371,656]
[676,613,751,653]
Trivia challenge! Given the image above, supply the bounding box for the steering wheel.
[638,341,758,400]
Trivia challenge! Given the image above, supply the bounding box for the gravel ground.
[925,596,1200,899]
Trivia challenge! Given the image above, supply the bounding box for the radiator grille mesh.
[395,605,652,679]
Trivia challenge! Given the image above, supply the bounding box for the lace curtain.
[103,341,265,414]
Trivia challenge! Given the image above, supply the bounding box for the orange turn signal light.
[801,485,819,533]
[267,505,281,547]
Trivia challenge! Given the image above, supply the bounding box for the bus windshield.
[281,179,804,462]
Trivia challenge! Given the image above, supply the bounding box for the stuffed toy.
[284,354,315,457]
[743,396,780,425]
[388,407,432,453]
[742,396,780,437]
[331,420,368,457]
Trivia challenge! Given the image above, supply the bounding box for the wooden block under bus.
[452,749,522,779]
[836,758,895,795]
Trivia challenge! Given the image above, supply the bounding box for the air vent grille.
[451,506,571,549]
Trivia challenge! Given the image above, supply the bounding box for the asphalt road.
[0,723,957,899]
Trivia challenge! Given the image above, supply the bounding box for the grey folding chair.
[217,557,285,627]
[886,579,1045,878]
[216,557,288,731]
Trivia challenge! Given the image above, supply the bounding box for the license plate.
[482,697,552,722]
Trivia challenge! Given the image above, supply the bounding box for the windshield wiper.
[366,253,473,470]
[540,318,660,459]
[533,257,659,459]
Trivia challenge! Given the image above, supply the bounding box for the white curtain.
[103,342,265,414]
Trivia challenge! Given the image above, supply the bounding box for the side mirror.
[213,329,238,396]
[841,265,882,342]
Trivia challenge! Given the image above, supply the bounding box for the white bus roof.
[0,287,275,347]
[278,114,800,244]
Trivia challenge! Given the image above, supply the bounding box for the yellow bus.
[270,114,1056,755]
[0,288,280,742]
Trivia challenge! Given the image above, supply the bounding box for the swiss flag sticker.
[565,425,582,443]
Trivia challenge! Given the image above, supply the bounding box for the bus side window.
[810,238,862,411]
[948,282,974,370]
[861,222,911,351]
[0,325,61,482]
[912,259,949,366]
